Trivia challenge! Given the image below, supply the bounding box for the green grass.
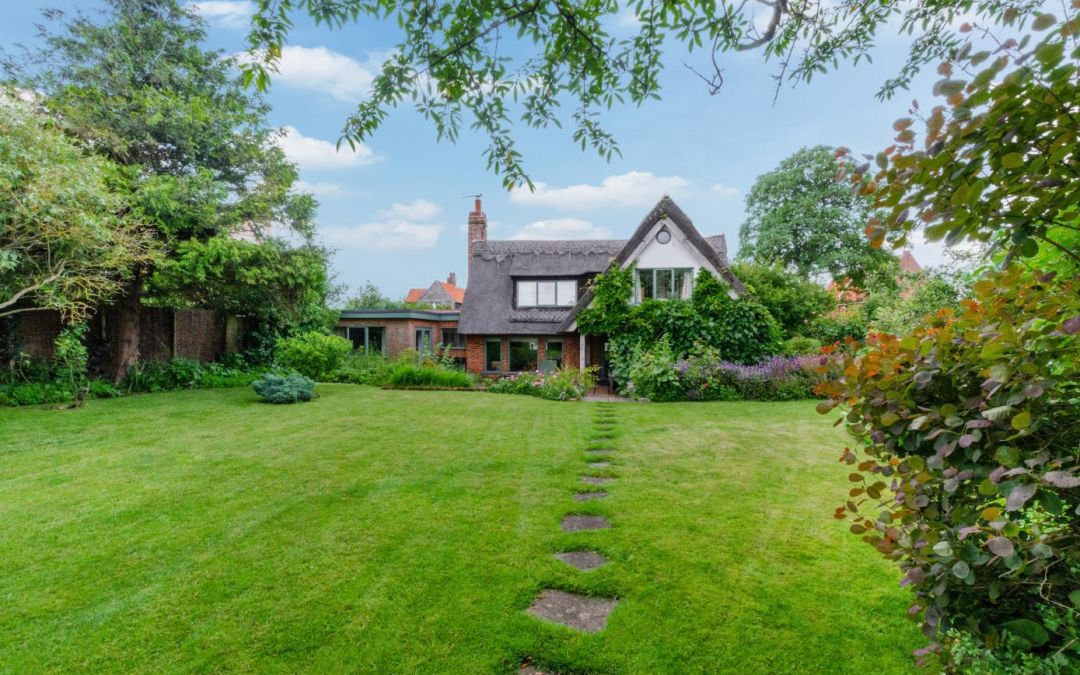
[0,387,922,673]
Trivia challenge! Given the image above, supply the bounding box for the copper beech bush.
[817,268,1079,668]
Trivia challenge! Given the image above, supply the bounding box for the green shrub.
[274,331,352,381]
[782,335,823,356]
[625,337,683,402]
[806,313,866,344]
[331,351,393,386]
[487,366,596,401]
[818,268,1080,669]
[386,363,473,389]
[251,371,316,404]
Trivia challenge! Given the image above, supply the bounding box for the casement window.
[544,339,563,369]
[635,268,693,302]
[485,338,503,372]
[334,326,385,354]
[516,279,578,308]
[440,328,466,348]
[415,328,433,353]
[509,339,539,371]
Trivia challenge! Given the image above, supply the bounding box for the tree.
[343,281,403,310]
[737,146,894,283]
[823,12,1080,669]
[4,1,322,381]
[731,262,835,338]
[243,1,1042,188]
[0,89,156,322]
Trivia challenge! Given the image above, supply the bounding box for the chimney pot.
[447,272,457,286]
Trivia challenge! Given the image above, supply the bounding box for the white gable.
[623,217,717,274]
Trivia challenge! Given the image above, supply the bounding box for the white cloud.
[276,126,376,170]
[322,222,442,250]
[186,1,253,28]
[510,218,613,240]
[293,180,346,197]
[376,199,441,221]
[322,198,444,250]
[614,9,641,29]
[272,46,379,101]
[509,171,689,210]
[709,182,739,198]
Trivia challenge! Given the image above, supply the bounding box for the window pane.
[537,281,556,305]
[517,281,537,307]
[556,280,576,306]
[333,326,348,339]
[656,269,674,299]
[367,327,384,354]
[416,329,432,352]
[545,339,563,368]
[637,268,653,301]
[510,339,538,371]
[348,328,364,351]
[485,339,502,371]
[675,269,693,298]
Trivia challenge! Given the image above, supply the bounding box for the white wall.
[627,217,712,273]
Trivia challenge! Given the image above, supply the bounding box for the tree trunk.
[110,276,142,385]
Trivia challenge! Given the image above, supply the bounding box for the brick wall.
[465,333,581,374]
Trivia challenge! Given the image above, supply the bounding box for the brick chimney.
[447,272,457,287]
[467,197,487,267]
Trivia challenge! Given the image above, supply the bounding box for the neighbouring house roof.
[898,250,922,274]
[459,196,743,336]
[405,280,466,306]
[339,309,460,321]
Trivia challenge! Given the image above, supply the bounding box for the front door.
[587,335,610,384]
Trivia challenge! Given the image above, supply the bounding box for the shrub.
[274,331,352,381]
[331,351,393,386]
[251,371,316,404]
[806,313,866,344]
[625,337,683,402]
[817,268,1080,669]
[487,366,596,401]
[782,335,822,356]
[386,363,473,389]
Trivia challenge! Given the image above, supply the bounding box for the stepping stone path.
[573,491,607,501]
[581,475,613,485]
[555,550,607,571]
[524,402,623,660]
[527,589,619,633]
[561,514,610,531]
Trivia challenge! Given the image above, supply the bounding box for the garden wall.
[2,308,245,371]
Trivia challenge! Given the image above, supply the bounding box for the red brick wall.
[338,318,464,359]
[465,333,581,374]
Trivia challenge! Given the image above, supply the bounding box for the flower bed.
[486,367,596,401]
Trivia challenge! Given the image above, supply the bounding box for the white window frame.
[634,268,694,303]
[516,279,578,307]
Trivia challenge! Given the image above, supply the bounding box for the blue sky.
[1,1,956,299]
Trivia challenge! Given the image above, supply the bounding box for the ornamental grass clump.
[818,269,1080,670]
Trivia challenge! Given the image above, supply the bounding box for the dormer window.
[517,279,577,307]
[635,268,693,302]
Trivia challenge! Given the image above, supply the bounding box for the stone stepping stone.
[527,589,619,632]
[561,514,611,531]
[587,461,611,469]
[555,550,608,571]
[585,447,615,454]
[519,666,551,675]
[573,491,608,501]
[581,475,613,485]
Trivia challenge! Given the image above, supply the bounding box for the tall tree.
[0,89,156,321]
[243,0,1041,188]
[737,146,894,283]
[4,1,322,381]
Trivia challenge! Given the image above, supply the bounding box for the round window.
[656,229,671,244]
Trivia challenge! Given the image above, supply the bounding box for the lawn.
[0,386,922,673]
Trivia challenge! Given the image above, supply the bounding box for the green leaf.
[1011,410,1032,430]
[1069,590,1080,607]
[1000,619,1049,648]
[1000,153,1024,169]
